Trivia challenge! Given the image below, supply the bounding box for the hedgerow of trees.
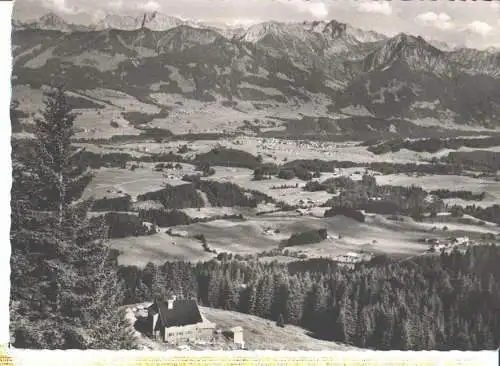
[367,136,500,155]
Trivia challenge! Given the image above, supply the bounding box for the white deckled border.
[5,350,499,365]
[1,2,499,365]
[1,0,13,350]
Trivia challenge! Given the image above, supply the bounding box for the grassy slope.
[199,306,358,351]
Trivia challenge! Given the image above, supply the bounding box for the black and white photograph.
[7,0,500,353]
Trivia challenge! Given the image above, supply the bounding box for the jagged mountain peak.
[137,11,187,31]
[390,33,430,48]
[238,21,290,43]
[94,12,189,31]
[38,12,65,23]
[301,19,386,44]
[237,20,325,62]
[322,20,348,38]
[361,32,446,73]
[96,14,141,30]
[300,19,346,37]
[391,33,443,58]
[26,12,72,31]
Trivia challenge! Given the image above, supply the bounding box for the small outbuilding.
[222,326,245,349]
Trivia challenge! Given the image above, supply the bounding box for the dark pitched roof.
[150,299,203,328]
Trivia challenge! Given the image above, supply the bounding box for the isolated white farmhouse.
[147,295,216,344]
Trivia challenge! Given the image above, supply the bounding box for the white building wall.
[164,321,216,344]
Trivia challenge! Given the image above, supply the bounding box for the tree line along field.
[365,136,500,155]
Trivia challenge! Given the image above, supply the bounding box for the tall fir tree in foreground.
[10,86,137,349]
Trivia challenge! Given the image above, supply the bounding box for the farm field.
[109,231,215,266]
[83,163,197,199]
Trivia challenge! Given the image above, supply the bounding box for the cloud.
[42,0,78,14]
[276,0,329,19]
[107,0,123,11]
[91,9,106,21]
[466,21,493,37]
[226,18,261,28]
[306,2,329,19]
[415,12,454,30]
[357,1,392,16]
[137,0,160,12]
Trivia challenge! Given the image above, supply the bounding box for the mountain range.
[13,12,204,32]
[11,12,500,134]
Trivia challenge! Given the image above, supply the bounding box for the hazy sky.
[13,0,500,49]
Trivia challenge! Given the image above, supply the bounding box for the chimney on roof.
[167,295,177,309]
